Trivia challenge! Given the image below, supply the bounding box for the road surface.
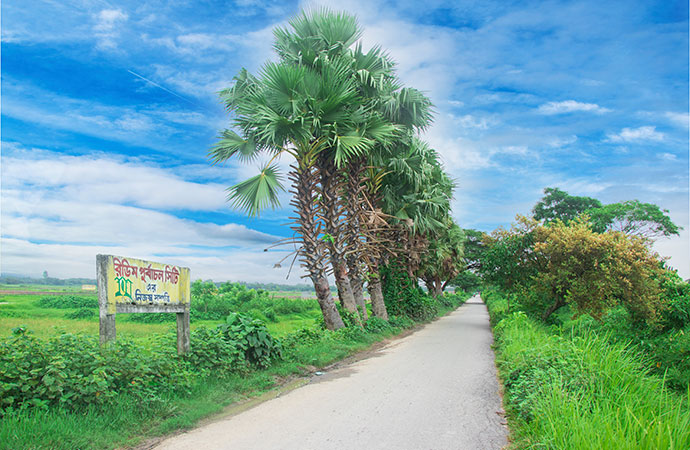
[155,295,508,450]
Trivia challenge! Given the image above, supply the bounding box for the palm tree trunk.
[368,272,388,320]
[319,155,360,318]
[347,257,368,320]
[312,273,345,330]
[289,162,344,330]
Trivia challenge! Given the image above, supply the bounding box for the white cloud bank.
[538,100,611,115]
[606,126,665,143]
[0,148,301,282]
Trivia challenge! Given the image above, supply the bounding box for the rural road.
[154,295,508,450]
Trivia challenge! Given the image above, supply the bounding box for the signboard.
[96,254,191,354]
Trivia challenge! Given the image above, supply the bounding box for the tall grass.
[489,303,690,449]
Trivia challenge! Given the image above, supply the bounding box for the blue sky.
[1,0,688,282]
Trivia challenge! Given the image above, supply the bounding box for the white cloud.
[0,238,298,282]
[1,79,220,154]
[547,135,578,148]
[2,152,231,211]
[450,114,497,130]
[0,148,302,282]
[93,9,128,50]
[606,126,665,143]
[94,10,128,32]
[538,100,611,115]
[665,112,689,129]
[659,152,677,161]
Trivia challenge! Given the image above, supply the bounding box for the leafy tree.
[451,270,482,293]
[587,200,681,239]
[480,216,541,291]
[533,218,665,321]
[460,228,488,271]
[532,187,601,224]
[419,220,465,297]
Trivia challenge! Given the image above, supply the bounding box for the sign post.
[96,254,191,354]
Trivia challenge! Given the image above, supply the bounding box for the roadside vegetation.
[479,187,689,449]
[0,285,469,450]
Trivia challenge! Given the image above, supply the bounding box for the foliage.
[482,216,666,322]
[64,308,95,320]
[532,187,601,224]
[479,216,539,291]
[485,294,690,449]
[460,228,488,272]
[36,296,98,309]
[658,269,690,330]
[219,313,282,368]
[532,187,681,242]
[381,260,438,321]
[0,312,284,415]
[451,270,482,293]
[183,326,244,376]
[587,199,681,238]
[0,329,192,414]
[189,280,318,322]
[418,219,465,297]
[533,217,665,321]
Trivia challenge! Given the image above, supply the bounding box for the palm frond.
[227,163,285,217]
[209,129,260,164]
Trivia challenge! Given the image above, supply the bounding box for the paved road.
[155,295,508,450]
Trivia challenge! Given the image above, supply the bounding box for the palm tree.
[212,24,397,328]
[378,138,455,295]
[419,219,465,297]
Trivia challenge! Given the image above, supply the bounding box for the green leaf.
[227,163,285,217]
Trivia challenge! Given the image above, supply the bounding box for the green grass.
[0,287,469,450]
[0,314,410,450]
[0,290,321,340]
[0,284,88,292]
[486,292,690,450]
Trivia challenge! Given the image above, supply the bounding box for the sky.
[1,0,688,282]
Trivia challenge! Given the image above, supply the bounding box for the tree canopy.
[532,187,680,241]
[532,187,601,224]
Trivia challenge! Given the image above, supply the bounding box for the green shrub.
[380,261,438,321]
[219,313,281,368]
[387,315,415,329]
[0,329,192,414]
[281,326,328,351]
[64,308,95,319]
[124,313,176,323]
[659,274,690,331]
[36,296,98,309]
[184,327,244,376]
[364,317,394,333]
[262,307,277,322]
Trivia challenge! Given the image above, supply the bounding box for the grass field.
[0,288,320,339]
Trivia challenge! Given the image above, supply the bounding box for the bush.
[184,327,244,376]
[219,313,281,368]
[0,329,192,414]
[36,296,98,309]
[64,308,95,319]
[0,314,284,415]
[281,327,328,351]
[387,315,415,329]
[381,261,438,321]
[364,317,394,333]
[123,313,176,323]
[190,279,319,321]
